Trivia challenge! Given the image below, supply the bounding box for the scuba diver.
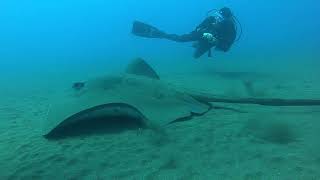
[132,7,241,59]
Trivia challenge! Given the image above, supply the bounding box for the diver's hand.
[202,33,217,44]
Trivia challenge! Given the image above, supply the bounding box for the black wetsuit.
[164,16,237,58]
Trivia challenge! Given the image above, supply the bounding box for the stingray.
[43,58,211,139]
[43,58,320,139]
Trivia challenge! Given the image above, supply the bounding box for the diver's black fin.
[132,21,166,38]
[126,58,160,80]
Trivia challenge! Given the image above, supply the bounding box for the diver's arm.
[196,16,216,31]
[202,33,217,45]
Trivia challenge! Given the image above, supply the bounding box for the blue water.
[0,0,319,71]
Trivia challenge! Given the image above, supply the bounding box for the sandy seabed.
[1,70,320,180]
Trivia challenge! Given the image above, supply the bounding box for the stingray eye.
[72,82,85,90]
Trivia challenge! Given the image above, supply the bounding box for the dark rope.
[191,93,320,106]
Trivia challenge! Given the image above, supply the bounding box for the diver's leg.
[164,32,198,42]
[132,21,199,42]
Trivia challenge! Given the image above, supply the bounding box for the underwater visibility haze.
[0,0,320,179]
